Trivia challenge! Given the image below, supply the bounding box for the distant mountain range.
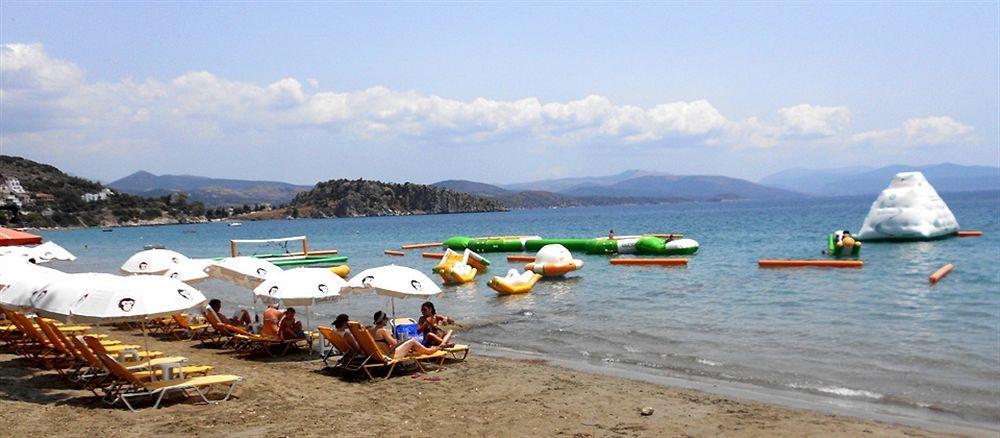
[104,162,998,211]
[758,163,999,196]
[433,170,801,207]
[109,171,312,206]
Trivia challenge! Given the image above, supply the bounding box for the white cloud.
[0,42,978,163]
[852,116,975,147]
[0,43,83,92]
[778,104,852,137]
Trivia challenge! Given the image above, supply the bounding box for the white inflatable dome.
[535,244,574,263]
[857,172,959,240]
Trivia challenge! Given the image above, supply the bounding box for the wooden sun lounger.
[224,324,304,357]
[317,326,365,371]
[170,314,211,342]
[98,354,241,412]
[347,321,446,380]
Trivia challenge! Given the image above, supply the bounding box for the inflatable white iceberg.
[857,172,958,240]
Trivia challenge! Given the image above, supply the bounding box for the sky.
[1,2,997,185]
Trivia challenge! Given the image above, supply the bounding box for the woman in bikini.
[417,301,455,348]
[370,311,439,360]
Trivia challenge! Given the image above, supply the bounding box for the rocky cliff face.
[287,179,508,218]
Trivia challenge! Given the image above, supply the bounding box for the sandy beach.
[0,328,969,438]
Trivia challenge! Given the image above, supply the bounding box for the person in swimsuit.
[278,307,305,340]
[208,299,252,327]
[371,311,439,360]
[332,314,360,352]
[417,301,454,348]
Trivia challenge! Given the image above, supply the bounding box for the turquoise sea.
[39,191,999,430]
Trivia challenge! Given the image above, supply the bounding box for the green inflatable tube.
[634,236,699,255]
[443,235,698,255]
[269,255,349,267]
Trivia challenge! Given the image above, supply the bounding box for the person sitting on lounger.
[278,307,305,340]
[261,304,283,337]
[417,301,455,348]
[333,314,360,352]
[208,299,252,327]
[371,311,439,360]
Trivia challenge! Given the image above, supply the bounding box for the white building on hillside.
[82,188,115,202]
[4,178,25,194]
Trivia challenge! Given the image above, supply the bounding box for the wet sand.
[0,329,971,437]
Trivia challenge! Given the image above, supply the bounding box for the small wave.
[788,383,883,400]
[697,358,722,366]
[816,386,883,399]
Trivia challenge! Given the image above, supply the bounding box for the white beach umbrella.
[205,256,281,289]
[0,242,76,264]
[345,265,441,317]
[0,257,41,287]
[254,268,346,350]
[253,268,345,307]
[120,248,190,274]
[66,275,207,324]
[0,263,66,311]
[29,273,122,320]
[161,258,214,285]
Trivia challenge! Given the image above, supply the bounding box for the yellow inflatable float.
[488,269,542,295]
[328,265,350,278]
[524,244,583,277]
[439,262,477,285]
[432,248,490,273]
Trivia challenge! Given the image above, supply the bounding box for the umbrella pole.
[306,304,313,355]
[391,298,396,319]
[142,318,153,375]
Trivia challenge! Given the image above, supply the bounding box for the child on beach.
[418,301,455,348]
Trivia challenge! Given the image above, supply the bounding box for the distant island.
[243,178,509,219]
[0,156,509,227]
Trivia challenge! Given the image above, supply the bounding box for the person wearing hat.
[371,310,440,360]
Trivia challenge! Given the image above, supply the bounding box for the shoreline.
[0,329,986,437]
[468,342,996,436]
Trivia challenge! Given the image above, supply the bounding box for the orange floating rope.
[421,252,446,259]
[929,263,954,284]
[956,230,982,237]
[507,255,536,262]
[383,250,405,256]
[610,258,688,265]
[401,242,442,249]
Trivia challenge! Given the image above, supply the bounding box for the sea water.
[39,191,999,429]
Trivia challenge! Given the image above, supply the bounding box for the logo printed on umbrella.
[30,289,48,301]
[268,286,279,296]
[171,257,179,263]
[362,276,374,286]
[257,268,268,276]
[119,298,136,312]
[72,293,90,306]
[411,280,422,291]
[170,272,180,279]
[318,284,328,294]
[177,289,191,299]
[139,261,148,270]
